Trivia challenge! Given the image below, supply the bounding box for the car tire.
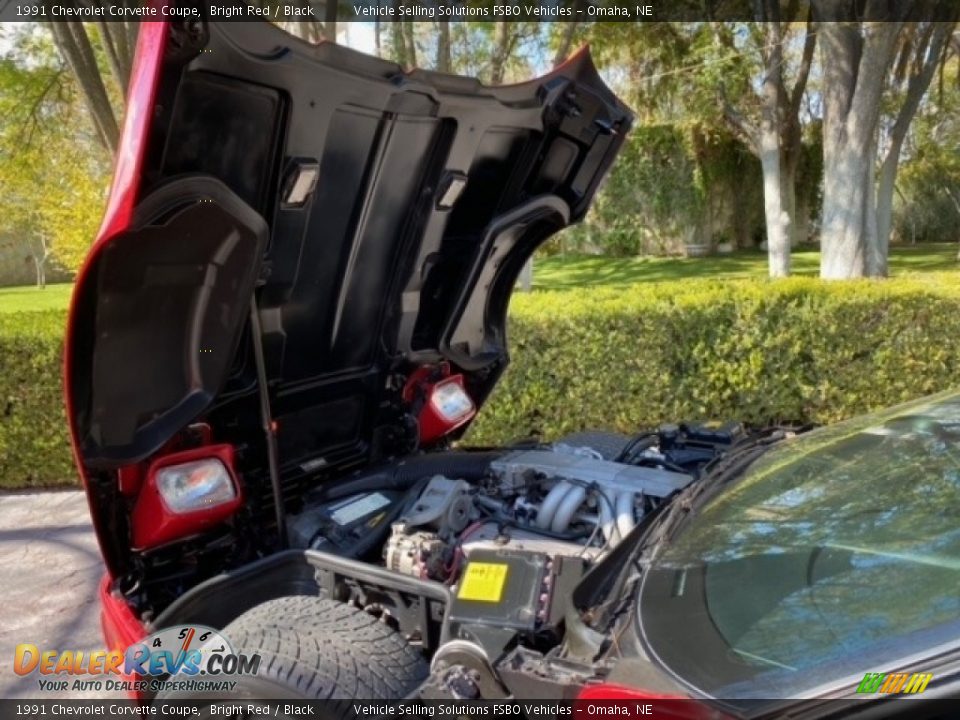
[555,430,632,460]
[155,595,429,715]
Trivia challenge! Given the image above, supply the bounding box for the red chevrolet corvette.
[63,12,958,720]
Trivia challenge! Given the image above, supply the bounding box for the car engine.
[286,425,739,591]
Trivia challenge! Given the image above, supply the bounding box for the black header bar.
[2,0,958,23]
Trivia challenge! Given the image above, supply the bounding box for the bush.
[467,276,960,444]
[5,277,960,488]
[0,310,74,488]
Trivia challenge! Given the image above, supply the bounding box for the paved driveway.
[0,490,114,699]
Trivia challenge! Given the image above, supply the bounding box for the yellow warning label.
[457,562,509,603]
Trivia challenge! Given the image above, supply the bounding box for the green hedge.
[0,310,74,488]
[4,277,960,489]
[467,275,960,443]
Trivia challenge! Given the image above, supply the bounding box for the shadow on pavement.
[0,491,119,699]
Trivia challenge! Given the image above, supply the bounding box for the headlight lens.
[155,458,236,513]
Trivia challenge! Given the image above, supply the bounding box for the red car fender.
[63,18,169,569]
[576,684,729,720]
[65,21,167,701]
[98,574,148,664]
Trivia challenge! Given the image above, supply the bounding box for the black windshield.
[639,390,960,701]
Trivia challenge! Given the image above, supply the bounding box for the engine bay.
[277,424,741,666]
[113,421,754,701]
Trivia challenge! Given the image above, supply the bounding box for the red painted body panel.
[64,19,170,567]
[578,683,689,701]
[97,574,147,699]
[63,21,168,675]
[577,685,727,719]
[94,21,170,243]
[98,573,148,652]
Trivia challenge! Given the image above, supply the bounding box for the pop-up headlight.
[429,379,475,425]
[156,458,236,513]
[130,444,243,549]
[403,365,477,445]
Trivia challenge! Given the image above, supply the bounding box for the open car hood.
[66,19,632,486]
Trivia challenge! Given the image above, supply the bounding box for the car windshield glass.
[639,390,960,701]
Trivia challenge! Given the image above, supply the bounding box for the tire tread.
[221,595,428,702]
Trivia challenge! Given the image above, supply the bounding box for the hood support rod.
[250,296,287,548]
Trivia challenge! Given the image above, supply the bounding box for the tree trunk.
[784,17,814,250]
[518,258,533,292]
[863,130,881,275]
[294,0,323,45]
[436,12,451,72]
[874,141,899,276]
[47,19,119,151]
[781,151,801,246]
[375,19,382,58]
[820,142,872,278]
[403,20,417,68]
[324,0,337,43]
[552,20,579,67]
[875,21,955,275]
[759,128,791,277]
[489,22,511,84]
[95,22,132,97]
[759,18,790,277]
[719,13,815,274]
[816,18,903,278]
[390,7,408,66]
[947,186,960,218]
[31,239,47,290]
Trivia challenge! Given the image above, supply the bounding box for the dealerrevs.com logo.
[13,624,261,694]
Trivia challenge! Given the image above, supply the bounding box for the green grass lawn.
[532,243,960,290]
[0,244,957,314]
[0,283,74,315]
